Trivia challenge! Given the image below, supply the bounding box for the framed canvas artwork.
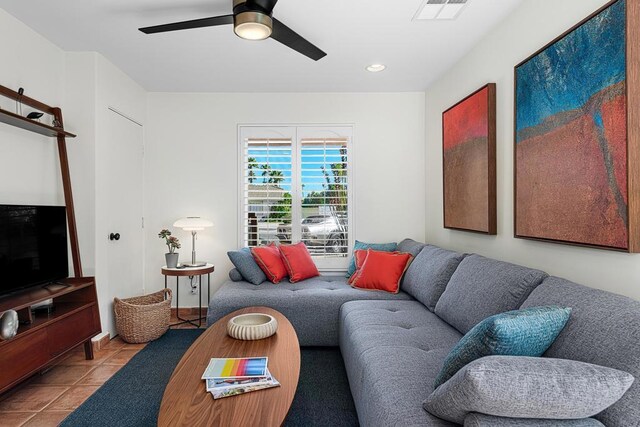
[443,83,497,235]
[514,0,640,252]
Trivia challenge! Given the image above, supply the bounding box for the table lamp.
[173,216,213,267]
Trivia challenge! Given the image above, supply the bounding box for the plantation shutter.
[299,137,350,259]
[239,126,353,271]
[240,127,295,248]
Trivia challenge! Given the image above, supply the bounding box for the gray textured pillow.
[520,276,640,427]
[227,248,267,285]
[424,356,634,424]
[228,268,243,282]
[396,238,427,257]
[401,245,465,311]
[464,413,604,427]
[435,254,547,333]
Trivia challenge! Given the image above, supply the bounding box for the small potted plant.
[159,229,181,268]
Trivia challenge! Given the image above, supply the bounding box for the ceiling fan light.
[234,11,273,40]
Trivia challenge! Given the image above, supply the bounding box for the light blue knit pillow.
[346,240,397,277]
[227,248,267,285]
[434,306,572,388]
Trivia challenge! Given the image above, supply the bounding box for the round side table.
[161,263,214,328]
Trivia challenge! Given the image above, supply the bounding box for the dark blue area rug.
[61,330,358,427]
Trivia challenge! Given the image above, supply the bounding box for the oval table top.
[158,307,300,427]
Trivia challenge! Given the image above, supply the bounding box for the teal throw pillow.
[434,306,572,388]
[346,240,397,277]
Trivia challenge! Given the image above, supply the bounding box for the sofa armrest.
[464,413,604,427]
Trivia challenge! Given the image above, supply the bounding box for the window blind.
[299,138,349,257]
[241,138,293,247]
[239,126,353,270]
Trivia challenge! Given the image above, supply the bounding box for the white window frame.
[238,124,355,272]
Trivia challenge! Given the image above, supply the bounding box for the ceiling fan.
[139,0,327,61]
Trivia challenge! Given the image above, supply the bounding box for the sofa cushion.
[397,238,427,257]
[339,300,461,427]
[340,301,462,384]
[464,413,604,427]
[434,306,572,387]
[346,240,397,277]
[348,249,368,284]
[425,356,634,424]
[435,255,547,333]
[521,276,640,427]
[279,242,319,283]
[350,250,413,294]
[227,248,267,285]
[402,245,466,311]
[207,277,413,347]
[251,244,288,283]
[362,347,457,427]
[228,268,243,282]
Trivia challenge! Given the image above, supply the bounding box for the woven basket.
[114,288,172,344]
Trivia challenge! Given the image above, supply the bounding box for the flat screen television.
[0,204,69,297]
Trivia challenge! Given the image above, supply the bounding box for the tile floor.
[0,316,201,427]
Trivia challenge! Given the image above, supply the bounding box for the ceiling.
[0,0,524,92]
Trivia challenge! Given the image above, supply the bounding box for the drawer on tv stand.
[47,306,99,358]
[0,329,48,391]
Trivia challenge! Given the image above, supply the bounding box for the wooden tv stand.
[0,277,101,394]
[0,85,101,394]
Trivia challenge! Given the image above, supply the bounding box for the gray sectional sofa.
[207,239,640,426]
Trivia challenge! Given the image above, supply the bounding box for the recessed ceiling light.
[366,64,386,73]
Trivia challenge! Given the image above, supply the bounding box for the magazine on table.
[206,374,270,391]
[209,370,280,399]
[201,357,268,380]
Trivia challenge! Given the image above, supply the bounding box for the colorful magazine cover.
[201,357,268,380]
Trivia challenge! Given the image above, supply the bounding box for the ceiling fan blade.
[139,14,234,34]
[270,18,327,61]
[245,0,279,14]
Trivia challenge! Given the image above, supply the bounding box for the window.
[239,126,354,271]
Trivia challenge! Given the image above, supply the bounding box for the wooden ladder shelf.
[0,84,101,395]
[0,84,82,277]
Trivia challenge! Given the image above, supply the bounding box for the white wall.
[0,8,65,207]
[65,52,98,278]
[0,7,148,335]
[145,92,426,305]
[425,0,640,301]
[0,10,88,280]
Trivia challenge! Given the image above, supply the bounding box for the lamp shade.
[173,217,213,231]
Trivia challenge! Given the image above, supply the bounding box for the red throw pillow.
[350,250,413,294]
[251,244,288,284]
[279,242,320,283]
[348,249,368,285]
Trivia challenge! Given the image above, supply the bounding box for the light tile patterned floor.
[0,316,202,427]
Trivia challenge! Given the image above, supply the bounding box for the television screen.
[0,205,68,297]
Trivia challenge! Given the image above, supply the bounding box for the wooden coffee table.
[158,307,301,427]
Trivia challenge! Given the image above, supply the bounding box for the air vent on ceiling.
[414,0,469,21]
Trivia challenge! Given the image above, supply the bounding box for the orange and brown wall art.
[514,0,634,251]
[443,83,497,235]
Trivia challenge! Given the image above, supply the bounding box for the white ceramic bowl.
[227,313,278,341]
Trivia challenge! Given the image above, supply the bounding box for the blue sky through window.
[248,147,346,196]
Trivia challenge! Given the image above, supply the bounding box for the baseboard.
[91,332,111,352]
